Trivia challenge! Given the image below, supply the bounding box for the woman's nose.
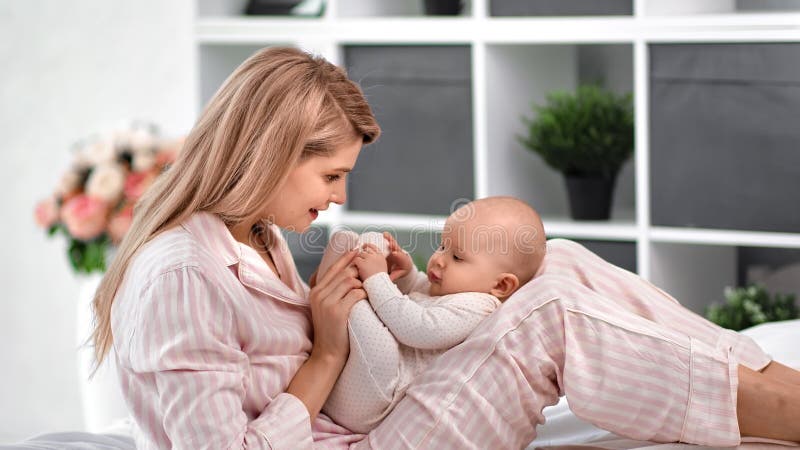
[330,185,346,205]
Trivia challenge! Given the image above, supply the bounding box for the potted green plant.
[519,84,634,220]
[705,284,797,331]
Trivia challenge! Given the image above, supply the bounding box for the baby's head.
[426,196,546,300]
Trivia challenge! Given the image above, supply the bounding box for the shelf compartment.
[642,0,800,16]
[344,45,474,216]
[650,242,800,314]
[337,0,473,17]
[282,225,329,280]
[484,43,636,222]
[649,42,800,234]
[198,44,288,107]
[572,239,638,273]
[489,0,632,17]
[197,0,326,18]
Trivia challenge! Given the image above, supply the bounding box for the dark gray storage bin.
[738,246,800,288]
[283,226,328,281]
[574,239,637,273]
[650,43,800,233]
[490,0,632,16]
[344,45,474,216]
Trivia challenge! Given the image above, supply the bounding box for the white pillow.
[739,319,800,369]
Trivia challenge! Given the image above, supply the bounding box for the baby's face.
[426,214,516,297]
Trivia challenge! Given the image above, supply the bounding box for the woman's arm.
[131,267,312,450]
[287,248,365,421]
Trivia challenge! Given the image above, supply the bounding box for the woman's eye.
[326,174,341,183]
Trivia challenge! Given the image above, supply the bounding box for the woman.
[91,47,800,449]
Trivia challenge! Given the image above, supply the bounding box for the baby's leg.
[323,300,404,434]
[318,230,390,279]
[318,230,360,280]
[537,238,771,371]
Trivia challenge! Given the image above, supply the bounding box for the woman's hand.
[307,248,365,362]
[354,243,389,280]
[384,231,414,281]
[307,269,318,288]
[287,249,365,421]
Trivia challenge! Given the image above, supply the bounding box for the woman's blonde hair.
[90,46,380,370]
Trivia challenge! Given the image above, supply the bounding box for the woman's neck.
[228,219,276,251]
[228,221,254,247]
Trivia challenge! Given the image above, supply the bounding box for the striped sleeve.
[363,273,500,350]
[129,267,313,450]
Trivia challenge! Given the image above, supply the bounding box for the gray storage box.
[650,43,800,233]
[490,0,632,16]
[344,46,474,216]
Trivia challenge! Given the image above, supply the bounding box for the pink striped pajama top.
[110,212,770,449]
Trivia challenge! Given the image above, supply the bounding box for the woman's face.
[264,135,363,232]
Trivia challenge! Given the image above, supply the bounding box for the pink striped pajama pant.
[351,238,771,449]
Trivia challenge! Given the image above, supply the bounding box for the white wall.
[0,0,195,442]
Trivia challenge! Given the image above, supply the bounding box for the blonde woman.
[91,47,800,449]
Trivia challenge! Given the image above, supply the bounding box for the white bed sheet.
[3,320,797,449]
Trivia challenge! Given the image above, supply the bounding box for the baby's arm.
[364,273,500,350]
[380,232,430,294]
[354,243,500,350]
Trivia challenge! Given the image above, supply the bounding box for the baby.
[318,196,547,433]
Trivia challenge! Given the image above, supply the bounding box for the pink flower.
[123,171,155,202]
[155,137,184,166]
[108,205,134,244]
[61,195,109,241]
[34,197,59,229]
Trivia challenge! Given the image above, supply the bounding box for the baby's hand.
[354,243,388,280]
[384,232,414,281]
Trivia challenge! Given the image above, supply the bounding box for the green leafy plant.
[519,84,634,178]
[705,284,798,331]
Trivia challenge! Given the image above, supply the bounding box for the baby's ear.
[490,273,520,300]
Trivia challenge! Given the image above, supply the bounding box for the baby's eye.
[325,174,341,183]
[452,254,462,261]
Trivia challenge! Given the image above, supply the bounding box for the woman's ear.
[490,273,520,300]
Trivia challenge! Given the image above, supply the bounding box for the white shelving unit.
[194,0,800,312]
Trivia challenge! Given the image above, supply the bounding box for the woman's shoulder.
[130,225,204,278]
[126,216,234,290]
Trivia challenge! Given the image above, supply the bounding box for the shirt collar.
[181,212,309,307]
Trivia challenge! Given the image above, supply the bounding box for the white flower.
[129,128,156,154]
[133,151,156,172]
[82,139,116,165]
[85,163,125,203]
[115,128,156,155]
[56,170,82,196]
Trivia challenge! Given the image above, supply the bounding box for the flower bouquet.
[34,123,182,274]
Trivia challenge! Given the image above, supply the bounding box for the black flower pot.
[245,0,303,15]
[423,0,463,15]
[564,174,617,221]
